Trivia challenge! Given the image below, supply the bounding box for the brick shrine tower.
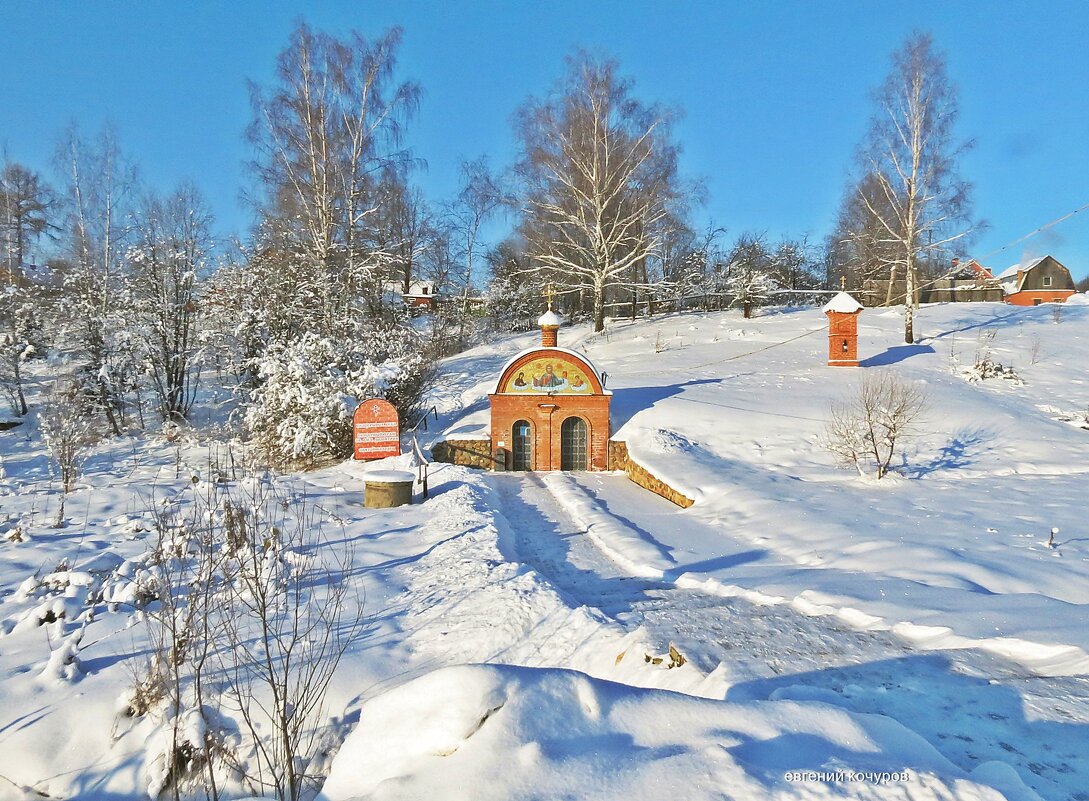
[823,291,863,367]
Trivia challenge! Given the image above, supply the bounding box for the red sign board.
[353,399,401,460]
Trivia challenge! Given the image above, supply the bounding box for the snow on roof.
[537,310,564,327]
[996,256,1048,282]
[822,292,863,314]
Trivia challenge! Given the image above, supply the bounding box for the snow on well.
[318,664,1015,801]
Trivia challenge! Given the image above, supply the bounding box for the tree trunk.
[884,264,897,306]
[11,355,27,416]
[904,256,915,344]
[593,284,605,332]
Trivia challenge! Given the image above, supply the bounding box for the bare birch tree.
[246,22,419,334]
[858,32,977,342]
[54,124,140,434]
[514,52,686,332]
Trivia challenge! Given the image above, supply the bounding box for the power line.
[975,201,1089,264]
[597,202,1089,378]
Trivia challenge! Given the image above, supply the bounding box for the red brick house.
[996,256,1076,306]
[488,310,611,471]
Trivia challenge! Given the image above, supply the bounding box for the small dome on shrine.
[538,309,564,327]
[823,292,863,314]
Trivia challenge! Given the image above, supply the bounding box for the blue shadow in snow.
[610,378,726,430]
[859,344,935,367]
[663,550,766,582]
[724,654,1089,799]
[906,428,993,478]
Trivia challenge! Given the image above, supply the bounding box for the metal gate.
[512,420,532,471]
[560,416,588,471]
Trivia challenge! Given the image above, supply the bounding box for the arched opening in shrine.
[560,416,588,470]
[511,419,533,471]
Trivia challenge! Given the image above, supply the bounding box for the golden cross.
[840,275,847,291]
[545,283,555,310]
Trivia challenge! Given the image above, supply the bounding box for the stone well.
[364,469,415,508]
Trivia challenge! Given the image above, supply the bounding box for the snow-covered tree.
[38,377,98,525]
[724,234,778,318]
[54,124,141,435]
[246,22,419,329]
[0,284,46,416]
[482,241,541,332]
[824,371,929,479]
[244,324,427,469]
[128,184,212,422]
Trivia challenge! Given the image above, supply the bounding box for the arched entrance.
[512,420,533,471]
[560,416,588,471]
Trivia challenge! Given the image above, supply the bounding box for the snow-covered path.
[487,472,1089,801]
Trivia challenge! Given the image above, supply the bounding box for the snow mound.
[319,664,1009,801]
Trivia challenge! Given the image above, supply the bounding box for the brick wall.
[1006,290,1076,306]
[490,392,610,470]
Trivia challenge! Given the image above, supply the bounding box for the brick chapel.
[489,305,611,471]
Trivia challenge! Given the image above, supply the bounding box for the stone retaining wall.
[608,439,694,508]
[433,436,695,509]
[431,439,494,469]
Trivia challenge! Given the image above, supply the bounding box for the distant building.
[995,256,1076,306]
[950,257,993,280]
[384,280,440,311]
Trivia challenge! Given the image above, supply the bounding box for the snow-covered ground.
[2,300,1088,800]
[432,300,1089,676]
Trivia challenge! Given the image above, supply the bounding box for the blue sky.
[2,1,1087,278]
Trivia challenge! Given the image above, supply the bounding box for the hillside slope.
[431,300,1089,675]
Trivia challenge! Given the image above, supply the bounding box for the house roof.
[996,256,1048,282]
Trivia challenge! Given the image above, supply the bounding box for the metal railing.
[411,435,430,500]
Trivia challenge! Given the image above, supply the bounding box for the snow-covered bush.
[483,274,541,333]
[38,378,99,524]
[823,371,929,479]
[959,357,1023,385]
[245,323,429,469]
[725,267,779,319]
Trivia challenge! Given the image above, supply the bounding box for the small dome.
[823,292,863,314]
[538,310,564,327]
